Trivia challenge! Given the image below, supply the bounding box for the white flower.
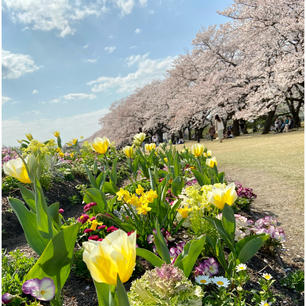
[236,263,247,272]
[259,301,271,306]
[212,276,230,288]
[262,273,273,280]
[195,275,211,285]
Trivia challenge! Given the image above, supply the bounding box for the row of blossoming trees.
[91,0,304,146]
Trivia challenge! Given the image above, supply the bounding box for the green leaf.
[84,165,98,189]
[191,169,204,186]
[218,172,225,183]
[153,220,171,264]
[18,184,36,212]
[47,202,60,228]
[116,276,130,306]
[34,179,52,240]
[102,181,118,195]
[174,235,205,277]
[136,248,164,267]
[8,197,48,255]
[238,234,269,263]
[84,188,106,212]
[94,281,115,306]
[171,176,183,196]
[96,172,106,190]
[111,158,118,185]
[25,223,80,294]
[222,204,235,241]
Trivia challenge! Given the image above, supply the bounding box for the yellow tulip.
[190,144,204,157]
[206,150,212,157]
[53,131,60,138]
[133,132,146,146]
[208,188,226,210]
[145,143,156,153]
[82,230,136,285]
[123,146,134,158]
[3,158,31,184]
[25,133,33,141]
[206,157,217,168]
[92,137,110,154]
[224,183,237,206]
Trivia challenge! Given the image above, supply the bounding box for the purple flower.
[2,293,14,304]
[22,278,55,301]
[194,258,219,277]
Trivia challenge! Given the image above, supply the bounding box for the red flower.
[84,229,93,233]
[58,208,64,214]
[90,216,96,221]
[98,225,107,230]
[98,238,103,241]
[88,235,99,240]
[106,226,118,233]
[83,202,97,212]
[77,214,89,224]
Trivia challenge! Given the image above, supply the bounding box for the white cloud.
[2,96,12,104]
[83,44,89,49]
[112,0,135,16]
[3,108,109,146]
[3,0,145,37]
[134,28,141,34]
[104,46,116,54]
[139,0,147,7]
[88,54,175,94]
[86,58,98,63]
[32,89,39,94]
[43,92,96,104]
[2,49,40,79]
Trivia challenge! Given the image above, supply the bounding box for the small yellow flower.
[145,143,156,153]
[206,157,217,168]
[136,184,144,195]
[59,152,65,158]
[56,148,61,153]
[70,153,74,158]
[123,146,134,158]
[133,132,146,146]
[92,137,110,154]
[144,190,158,203]
[53,131,60,137]
[190,144,204,157]
[178,205,192,218]
[116,188,131,202]
[164,157,168,163]
[72,138,78,145]
[137,203,152,215]
[25,133,33,141]
[127,194,141,207]
[90,219,103,231]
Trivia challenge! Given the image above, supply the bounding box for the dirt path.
[221,165,304,269]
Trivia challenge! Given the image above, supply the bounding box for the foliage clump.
[128,264,203,306]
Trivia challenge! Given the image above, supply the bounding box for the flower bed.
[1,133,304,305]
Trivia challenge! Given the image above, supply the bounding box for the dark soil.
[2,179,304,306]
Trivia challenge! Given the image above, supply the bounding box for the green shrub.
[281,270,304,292]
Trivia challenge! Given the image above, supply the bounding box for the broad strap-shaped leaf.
[96,172,106,190]
[102,181,118,195]
[222,204,236,242]
[34,179,52,240]
[18,184,36,212]
[84,165,99,189]
[237,234,269,263]
[191,169,204,186]
[116,276,130,306]
[8,197,49,255]
[153,220,171,264]
[171,176,183,196]
[47,202,61,229]
[84,188,107,212]
[136,248,164,267]
[94,281,115,306]
[25,223,80,294]
[174,235,205,277]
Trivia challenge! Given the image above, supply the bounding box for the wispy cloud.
[32,89,39,94]
[2,96,12,104]
[134,28,142,34]
[43,92,96,104]
[83,44,89,49]
[104,46,117,54]
[139,0,148,7]
[88,54,175,94]
[2,49,40,79]
[3,108,109,146]
[86,58,98,63]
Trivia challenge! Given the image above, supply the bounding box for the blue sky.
[2,0,232,146]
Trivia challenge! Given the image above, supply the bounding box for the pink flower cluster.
[194,258,219,277]
[2,147,18,163]
[83,202,97,212]
[235,182,257,200]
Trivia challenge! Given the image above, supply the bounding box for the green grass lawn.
[177,130,304,206]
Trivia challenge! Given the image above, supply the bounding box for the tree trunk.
[157,130,163,143]
[178,130,183,139]
[188,127,192,140]
[262,109,276,134]
[232,119,240,137]
[195,128,204,143]
[287,99,302,128]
